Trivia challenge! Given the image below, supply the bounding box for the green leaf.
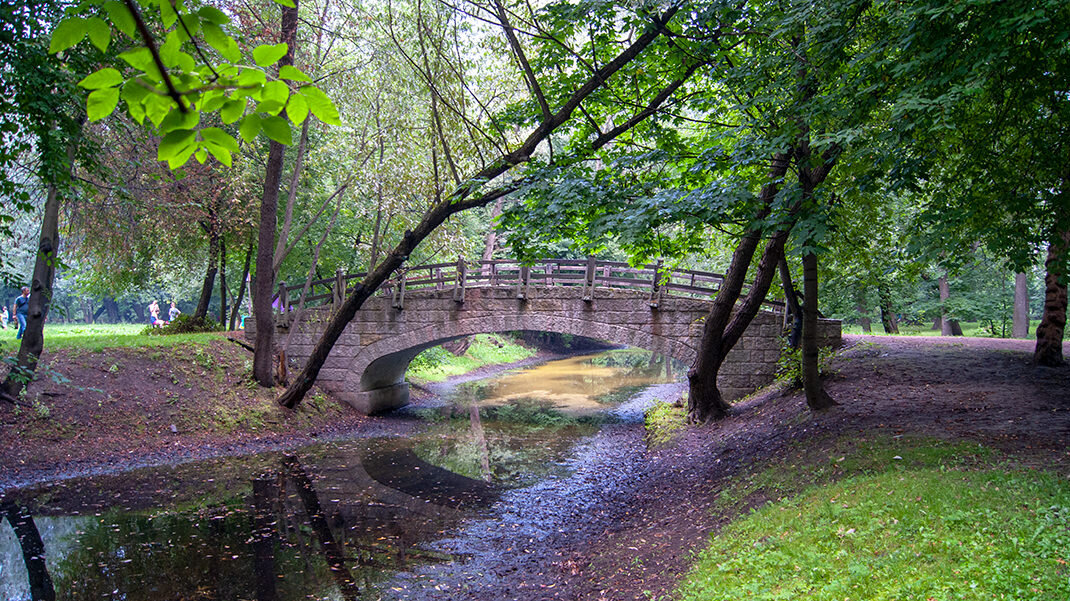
[79,68,123,90]
[104,1,136,37]
[159,0,178,28]
[121,81,150,124]
[144,94,173,127]
[203,142,232,167]
[252,43,288,68]
[159,107,200,133]
[278,65,311,82]
[220,99,245,124]
[86,87,121,121]
[159,31,182,68]
[286,93,308,125]
[199,89,225,112]
[203,23,240,63]
[49,18,88,54]
[299,86,341,125]
[239,113,261,143]
[201,127,240,153]
[261,80,289,104]
[261,115,292,145]
[272,0,295,7]
[256,99,286,115]
[198,6,229,24]
[86,17,111,52]
[118,47,154,72]
[158,128,196,161]
[195,147,208,164]
[237,68,267,88]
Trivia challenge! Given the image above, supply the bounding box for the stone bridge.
[252,259,840,414]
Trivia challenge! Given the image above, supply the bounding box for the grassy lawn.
[0,322,225,353]
[678,436,1070,601]
[840,319,1062,338]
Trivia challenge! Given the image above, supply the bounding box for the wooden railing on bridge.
[273,257,784,325]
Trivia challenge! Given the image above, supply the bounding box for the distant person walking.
[13,286,29,339]
[168,301,181,322]
[0,305,7,329]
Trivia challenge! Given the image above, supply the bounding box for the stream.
[0,348,684,601]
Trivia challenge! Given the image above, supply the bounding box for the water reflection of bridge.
[249,258,840,413]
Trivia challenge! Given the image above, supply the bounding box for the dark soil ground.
[2,334,1068,600]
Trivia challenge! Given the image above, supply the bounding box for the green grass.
[406,333,537,382]
[0,323,224,353]
[841,319,1066,339]
[679,437,1070,601]
[644,400,687,447]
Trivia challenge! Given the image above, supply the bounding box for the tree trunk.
[251,476,279,601]
[856,291,871,333]
[2,149,68,400]
[92,304,107,322]
[1,503,55,601]
[877,280,899,334]
[1013,271,1030,338]
[195,228,220,320]
[219,235,228,326]
[938,272,962,336]
[104,297,120,323]
[131,302,144,324]
[482,197,504,263]
[779,256,802,348]
[802,252,836,410]
[686,154,791,423]
[231,240,253,331]
[81,298,93,324]
[283,456,360,599]
[253,2,299,387]
[1034,231,1069,366]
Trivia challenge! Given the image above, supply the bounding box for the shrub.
[143,314,222,335]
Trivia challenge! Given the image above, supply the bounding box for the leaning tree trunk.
[2,152,68,402]
[195,229,220,319]
[1013,271,1030,338]
[1034,231,1069,366]
[687,154,791,423]
[2,503,55,601]
[801,252,836,410]
[104,297,120,323]
[253,1,299,387]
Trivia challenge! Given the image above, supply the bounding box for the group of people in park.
[0,287,31,339]
[148,300,180,327]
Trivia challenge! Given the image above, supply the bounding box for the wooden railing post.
[435,267,443,290]
[517,265,530,300]
[453,257,466,303]
[649,260,664,308]
[583,255,597,301]
[332,268,345,312]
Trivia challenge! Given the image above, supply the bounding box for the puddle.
[0,348,679,600]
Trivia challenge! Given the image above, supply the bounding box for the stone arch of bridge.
[343,313,697,402]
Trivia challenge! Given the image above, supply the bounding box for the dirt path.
[386,335,1070,600]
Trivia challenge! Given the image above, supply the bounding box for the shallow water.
[0,348,678,601]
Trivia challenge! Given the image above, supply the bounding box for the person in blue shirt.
[13,286,29,340]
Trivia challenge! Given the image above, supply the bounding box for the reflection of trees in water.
[1,502,55,601]
[40,449,458,600]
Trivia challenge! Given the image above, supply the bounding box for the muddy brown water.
[0,348,681,601]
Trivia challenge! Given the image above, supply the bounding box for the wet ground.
[0,348,681,601]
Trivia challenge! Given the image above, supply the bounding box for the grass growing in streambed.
[406,333,537,382]
[0,323,224,353]
[679,437,1070,600]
